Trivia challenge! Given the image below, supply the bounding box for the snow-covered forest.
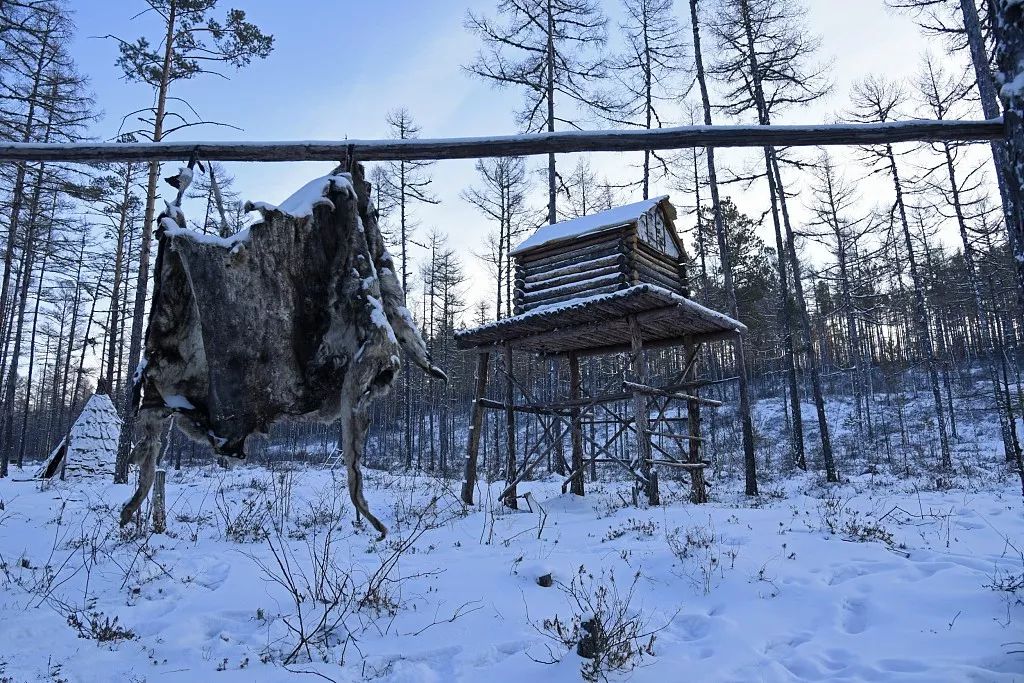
[1,0,1023,681]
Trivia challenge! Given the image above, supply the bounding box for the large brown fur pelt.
[119,163,444,538]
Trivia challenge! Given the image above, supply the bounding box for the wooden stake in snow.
[152,469,167,534]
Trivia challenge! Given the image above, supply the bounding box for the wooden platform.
[455,284,746,356]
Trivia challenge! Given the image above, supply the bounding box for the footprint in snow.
[840,597,868,635]
[193,560,230,590]
[673,613,712,641]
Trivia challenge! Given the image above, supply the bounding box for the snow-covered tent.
[35,393,122,479]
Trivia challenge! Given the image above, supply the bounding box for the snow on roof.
[459,283,747,338]
[511,196,669,256]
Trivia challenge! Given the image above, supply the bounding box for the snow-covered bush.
[534,566,661,682]
[666,520,739,595]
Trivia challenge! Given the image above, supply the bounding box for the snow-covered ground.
[1,455,1021,682]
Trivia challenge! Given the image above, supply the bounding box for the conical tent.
[35,393,122,479]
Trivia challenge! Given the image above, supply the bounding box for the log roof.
[455,284,746,356]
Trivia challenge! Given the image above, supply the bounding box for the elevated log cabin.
[457,196,748,510]
[512,196,687,314]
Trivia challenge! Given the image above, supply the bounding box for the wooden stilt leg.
[504,346,518,509]
[461,351,490,505]
[685,342,708,503]
[568,352,585,496]
[628,316,658,506]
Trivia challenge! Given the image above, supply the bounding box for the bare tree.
[889,0,1024,312]
[709,0,835,480]
[374,108,439,468]
[688,0,758,494]
[462,156,530,320]
[109,0,273,483]
[466,0,609,225]
[849,75,953,470]
[804,153,877,445]
[605,0,692,197]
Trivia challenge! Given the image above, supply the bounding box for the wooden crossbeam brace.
[0,119,1004,163]
[623,380,724,408]
[497,366,651,489]
[476,398,573,417]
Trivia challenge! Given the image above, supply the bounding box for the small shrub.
[666,521,738,595]
[216,488,271,543]
[66,610,136,643]
[535,566,661,682]
[602,518,657,542]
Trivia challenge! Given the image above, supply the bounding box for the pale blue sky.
[65,1,950,306]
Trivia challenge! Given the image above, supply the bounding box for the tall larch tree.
[109,0,273,483]
[606,0,691,197]
[849,75,953,470]
[688,0,758,494]
[373,107,439,469]
[466,0,609,226]
[710,0,837,481]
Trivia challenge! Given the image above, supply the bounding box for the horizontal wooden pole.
[646,460,710,469]
[477,398,573,417]
[623,380,724,407]
[0,119,1004,163]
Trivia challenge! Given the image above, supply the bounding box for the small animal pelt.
[120,163,444,537]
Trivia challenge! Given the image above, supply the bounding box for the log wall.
[513,221,688,314]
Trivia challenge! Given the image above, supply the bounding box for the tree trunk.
[690,0,757,494]
[114,1,177,483]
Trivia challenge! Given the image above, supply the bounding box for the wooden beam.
[684,342,708,503]
[503,347,517,509]
[0,119,1004,163]
[546,328,740,359]
[646,460,710,469]
[477,397,572,416]
[623,380,724,407]
[628,315,659,506]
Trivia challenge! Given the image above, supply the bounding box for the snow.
[2,386,1022,682]
[173,165,194,191]
[512,196,668,255]
[1002,69,1024,99]
[162,394,196,411]
[248,173,354,219]
[367,294,399,345]
[161,217,252,251]
[462,283,747,336]
[1,458,1021,681]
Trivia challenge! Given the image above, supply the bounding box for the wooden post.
[685,343,708,503]
[627,316,658,505]
[568,352,585,496]
[152,469,167,534]
[461,352,490,505]
[503,346,518,509]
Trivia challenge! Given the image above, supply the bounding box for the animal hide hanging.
[124,163,443,537]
